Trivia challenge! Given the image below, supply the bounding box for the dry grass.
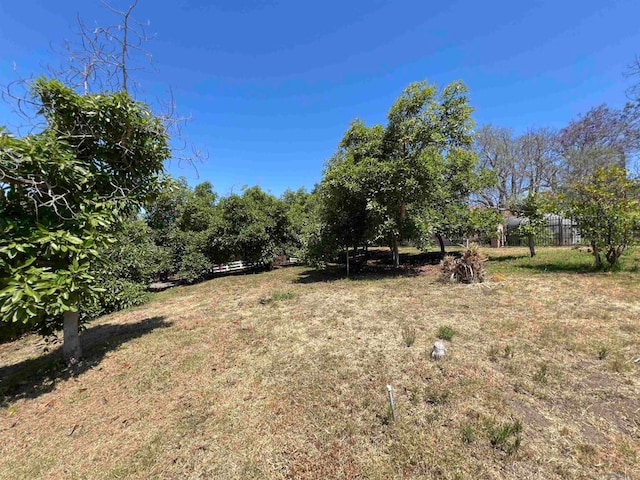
[1,247,639,479]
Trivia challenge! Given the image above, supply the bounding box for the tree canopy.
[0,78,169,359]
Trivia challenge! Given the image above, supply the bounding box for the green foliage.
[461,424,476,444]
[259,290,295,305]
[0,78,169,337]
[564,165,640,267]
[533,362,549,384]
[489,419,523,455]
[0,209,116,336]
[281,187,315,258]
[85,218,169,320]
[144,180,294,283]
[511,192,550,257]
[219,186,290,264]
[436,326,455,341]
[597,347,608,360]
[311,80,482,267]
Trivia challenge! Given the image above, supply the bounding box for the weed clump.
[401,324,417,347]
[440,244,486,284]
[489,419,523,455]
[259,290,295,305]
[436,325,455,341]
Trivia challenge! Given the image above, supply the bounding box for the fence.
[505,215,583,247]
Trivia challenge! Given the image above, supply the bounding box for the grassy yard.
[1,247,638,479]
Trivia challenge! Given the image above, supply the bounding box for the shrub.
[440,244,486,283]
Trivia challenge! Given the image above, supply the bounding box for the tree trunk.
[435,233,446,258]
[391,235,399,268]
[346,247,350,277]
[63,310,81,362]
[528,235,536,257]
[591,240,602,268]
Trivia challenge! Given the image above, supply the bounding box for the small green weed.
[504,344,514,358]
[436,326,455,341]
[489,420,523,455]
[534,362,548,384]
[401,324,417,347]
[597,347,608,360]
[259,290,295,305]
[461,424,476,444]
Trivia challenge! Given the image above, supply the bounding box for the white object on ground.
[431,341,447,360]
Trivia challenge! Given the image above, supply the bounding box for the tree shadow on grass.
[517,262,600,274]
[0,316,171,405]
[485,254,531,262]
[293,250,444,284]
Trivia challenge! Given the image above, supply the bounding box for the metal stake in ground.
[386,384,397,422]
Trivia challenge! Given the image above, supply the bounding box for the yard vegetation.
[1,3,640,479]
[1,247,638,479]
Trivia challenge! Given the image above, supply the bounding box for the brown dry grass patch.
[1,247,638,479]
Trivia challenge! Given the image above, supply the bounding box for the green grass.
[486,245,640,275]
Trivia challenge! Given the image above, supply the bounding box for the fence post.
[559,217,564,245]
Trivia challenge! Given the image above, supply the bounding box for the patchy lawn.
[1,247,638,479]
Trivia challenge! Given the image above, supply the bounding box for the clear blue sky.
[1,0,639,196]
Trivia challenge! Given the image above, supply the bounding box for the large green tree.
[317,80,478,268]
[0,79,169,360]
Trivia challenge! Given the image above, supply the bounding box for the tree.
[314,161,373,275]
[0,79,169,361]
[565,165,640,268]
[312,120,383,272]
[625,55,640,101]
[86,217,170,321]
[557,104,640,184]
[380,81,475,267]
[510,193,548,258]
[474,125,523,209]
[518,127,562,193]
[281,187,316,259]
[219,186,290,265]
[315,81,479,269]
[474,125,560,209]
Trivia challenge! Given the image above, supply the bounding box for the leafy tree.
[317,81,478,269]
[379,81,475,267]
[565,165,640,267]
[281,187,316,258]
[315,162,373,274]
[219,186,290,265]
[161,180,224,283]
[85,217,170,320]
[0,79,169,360]
[510,193,548,257]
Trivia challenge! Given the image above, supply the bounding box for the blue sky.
[1,0,639,196]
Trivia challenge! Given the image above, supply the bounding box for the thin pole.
[386,384,396,422]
